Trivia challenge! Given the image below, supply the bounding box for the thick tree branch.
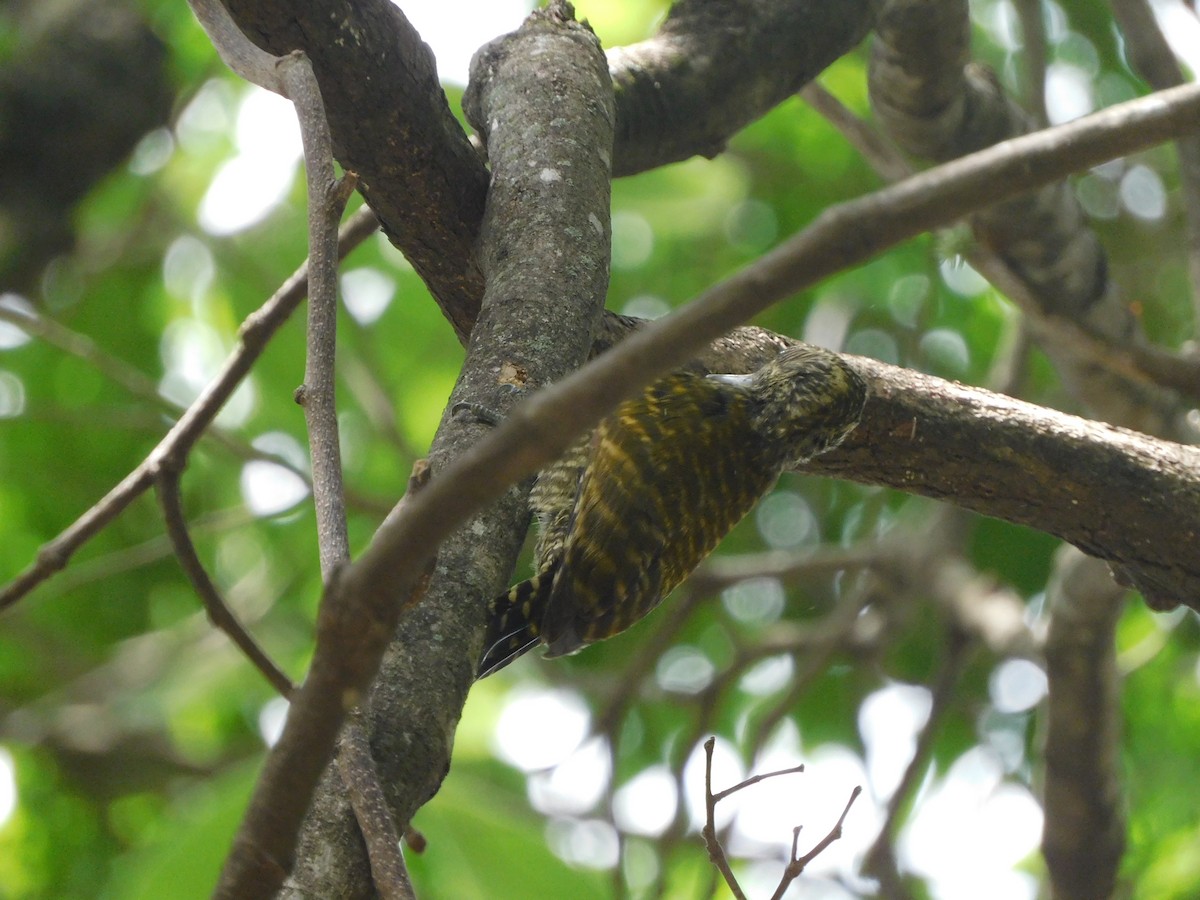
[868,0,1182,434]
[1040,548,1127,899]
[804,357,1199,610]
[607,0,882,174]
[215,0,881,337]
[283,6,616,894]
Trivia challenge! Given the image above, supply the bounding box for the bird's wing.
[541,372,777,657]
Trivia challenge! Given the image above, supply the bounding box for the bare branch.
[336,710,415,900]
[156,471,295,697]
[1041,547,1127,899]
[278,48,355,577]
[701,737,749,900]
[772,786,862,899]
[0,206,377,613]
[701,734,858,900]
[712,761,807,805]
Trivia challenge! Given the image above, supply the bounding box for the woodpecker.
[477,344,867,678]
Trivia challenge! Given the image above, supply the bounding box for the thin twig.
[770,786,862,900]
[0,205,377,614]
[702,735,855,899]
[156,471,295,696]
[701,737,749,900]
[712,760,807,805]
[279,49,356,578]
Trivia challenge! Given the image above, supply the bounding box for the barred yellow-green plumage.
[477,344,866,678]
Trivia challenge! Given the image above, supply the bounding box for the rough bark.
[804,355,1200,611]
[216,0,881,339]
[283,6,614,894]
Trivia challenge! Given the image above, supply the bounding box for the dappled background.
[2,0,1200,897]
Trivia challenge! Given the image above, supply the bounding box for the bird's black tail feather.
[477,567,556,678]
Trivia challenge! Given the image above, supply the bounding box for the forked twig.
[701,736,860,899]
[0,205,378,614]
[769,786,862,900]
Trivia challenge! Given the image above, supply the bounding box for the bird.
[476,343,867,678]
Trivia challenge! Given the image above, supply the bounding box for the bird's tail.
[477,566,556,678]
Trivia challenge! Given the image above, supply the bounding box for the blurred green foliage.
[1,1,1198,898]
